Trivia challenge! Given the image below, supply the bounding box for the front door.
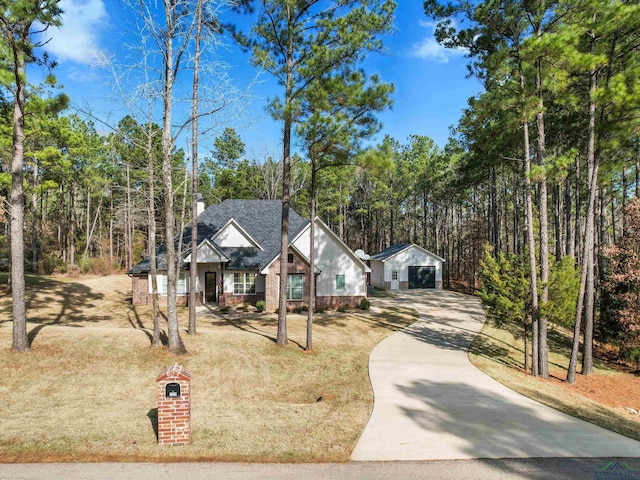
[204,272,217,303]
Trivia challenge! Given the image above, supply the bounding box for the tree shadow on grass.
[126,308,169,346]
[209,316,305,350]
[0,276,108,346]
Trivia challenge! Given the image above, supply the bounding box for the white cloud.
[410,19,468,63]
[45,0,109,65]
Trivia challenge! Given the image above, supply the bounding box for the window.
[392,271,398,280]
[287,274,304,300]
[287,253,294,264]
[233,272,256,295]
[336,274,345,290]
[160,274,187,295]
[176,274,187,295]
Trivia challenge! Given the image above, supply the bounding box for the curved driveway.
[351,290,640,460]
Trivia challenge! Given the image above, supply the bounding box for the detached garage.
[369,243,445,291]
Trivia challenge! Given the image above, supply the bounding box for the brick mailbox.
[156,364,191,445]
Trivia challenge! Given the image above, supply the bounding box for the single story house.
[128,199,369,311]
[369,243,445,290]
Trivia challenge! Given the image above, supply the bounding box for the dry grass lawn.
[468,315,640,442]
[0,274,417,463]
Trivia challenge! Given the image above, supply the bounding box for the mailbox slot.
[165,382,181,398]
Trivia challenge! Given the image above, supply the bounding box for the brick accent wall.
[156,364,191,446]
[316,295,365,310]
[265,248,312,312]
[131,275,149,304]
[219,292,265,308]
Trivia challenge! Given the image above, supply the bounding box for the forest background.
[1,0,640,382]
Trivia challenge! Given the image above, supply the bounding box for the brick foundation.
[156,364,191,446]
[218,292,265,308]
[316,295,365,310]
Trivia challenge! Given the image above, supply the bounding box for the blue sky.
[37,0,483,157]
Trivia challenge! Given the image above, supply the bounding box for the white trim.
[377,244,446,264]
[259,243,321,275]
[212,218,264,251]
[307,217,372,273]
[262,218,367,275]
[260,254,279,275]
[183,238,230,263]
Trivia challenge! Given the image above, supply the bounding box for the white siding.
[214,222,255,248]
[292,220,367,296]
[383,246,443,283]
[370,260,385,289]
[292,227,311,258]
[195,244,225,263]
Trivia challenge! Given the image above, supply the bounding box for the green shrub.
[219,306,231,314]
[359,298,371,310]
[293,305,308,314]
[315,306,325,314]
[337,304,349,313]
[40,253,65,275]
[255,300,266,312]
[478,244,529,328]
[542,255,580,328]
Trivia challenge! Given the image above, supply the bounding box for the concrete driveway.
[351,290,640,460]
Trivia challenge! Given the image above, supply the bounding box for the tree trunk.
[84,192,103,260]
[565,172,573,258]
[31,160,39,273]
[126,162,133,271]
[276,26,294,348]
[523,315,529,372]
[148,117,161,347]
[70,184,76,266]
[568,62,599,383]
[521,70,539,377]
[306,161,317,352]
[110,188,114,266]
[554,183,562,260]
[188,0,203,336]
[11,49,28,352]
[536,57,549,380]
[162,0,186,355]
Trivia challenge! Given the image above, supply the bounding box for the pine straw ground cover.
[0,274,417,463]
[468,314,640,442]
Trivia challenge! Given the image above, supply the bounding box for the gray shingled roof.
[128,199,309,274]
[370,243,411,261]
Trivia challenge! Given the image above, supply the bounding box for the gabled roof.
[183,239,229,263]
[371,243,446,263]
[212,218,264,250]
[287,216,371,274]
[128,199,309,274]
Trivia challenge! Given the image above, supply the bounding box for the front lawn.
[468,314,640,442]
[0,274,417,462]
